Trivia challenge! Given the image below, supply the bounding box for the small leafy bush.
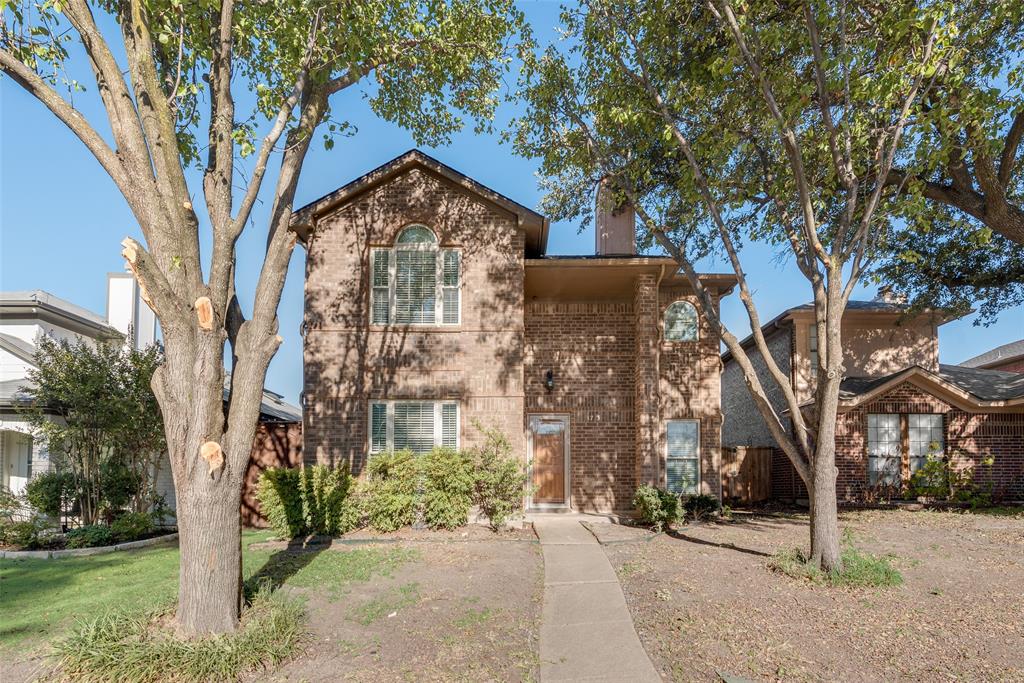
[0,517,54,550]
[469,426,528,530]
[299,463,352,536]
[633,484,680,531]
[422,448,474,530]
[363,451,420,532]
[111,511,155,542]
[66,524,114,549]
[257,464,353,539]
[25,471,76,517]
[908,452,996,508]
[99,458,140,511]
[0,486,23,522]
[256,468,305,539]
[683,494,719,521]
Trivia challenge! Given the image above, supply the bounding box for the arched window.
[664,301,698,341]
[370,225,460,325]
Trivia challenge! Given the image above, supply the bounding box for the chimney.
[106,271,159,350]
[874,285,908,305]
[595,180,636,256]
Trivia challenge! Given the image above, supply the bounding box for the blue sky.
[1,1,1021,406]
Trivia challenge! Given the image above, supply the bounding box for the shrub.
[100,458,141,512]
[633,484,680,531]
[111,511,155,542]
[469,426,528,530]
[908,452,996,508]
[363,451,420,532]
[683,494,719,521]
[421,448,474,530]
[25,471,76,518]
[299,463,352,536]
[256,468,304,539]
[55,584,304,683]
[0,518,51,550]
[66,524,114,549]
[0,486,22,522]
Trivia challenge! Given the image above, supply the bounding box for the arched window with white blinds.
[370,225,461,325]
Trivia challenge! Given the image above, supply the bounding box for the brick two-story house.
[292,150,736,514]
[721,302,1024,501]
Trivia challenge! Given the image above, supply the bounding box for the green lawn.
[0,531,415,654]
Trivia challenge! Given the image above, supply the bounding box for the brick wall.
[657,285,724,499]
[241,423,303,527]
[770,381,1024,500]
[524,301,636,512]
[303,167,526,475]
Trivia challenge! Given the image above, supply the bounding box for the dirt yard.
[251,530,543,682]
[590,509,1024,683]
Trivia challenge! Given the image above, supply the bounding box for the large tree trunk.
[175,482,243,633]
[809,441,842,572]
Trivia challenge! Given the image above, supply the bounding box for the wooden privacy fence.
[721,446,772,504]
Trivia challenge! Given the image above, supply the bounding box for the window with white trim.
[867,413,901,485]
[666,420,700,495]
[908,413,944,474]
[370,225,460,326]
[664,301,698,341]
[368,400,459,454]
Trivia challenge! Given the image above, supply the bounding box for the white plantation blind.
[369,401,459,454]
[666,420,700,495]
[369,225,460,326]
[371,250,390,324]
[395,250,437,324]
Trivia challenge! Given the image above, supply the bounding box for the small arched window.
[370,225,460,325]
[665,301,698,341]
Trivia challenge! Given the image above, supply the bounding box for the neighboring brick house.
[721,302,1024,501]
[960,339,1024,374]
[291,150,736,514]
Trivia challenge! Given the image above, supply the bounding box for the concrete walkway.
[535,519,661,682]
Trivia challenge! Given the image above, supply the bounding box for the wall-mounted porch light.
[544,369,555,392]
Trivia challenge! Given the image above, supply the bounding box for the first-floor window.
[666,420,700,495]
[867,413,901,486]
[908,413,944,474]
[368,400,459,454]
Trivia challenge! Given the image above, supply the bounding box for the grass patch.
[454,606,494,629]
[54,585,303,683]
[350,582,420,625]
[1,530,417,654]
[767,545,903,588]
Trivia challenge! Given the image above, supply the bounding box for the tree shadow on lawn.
[244,540,325,597]
[664,528,773,558]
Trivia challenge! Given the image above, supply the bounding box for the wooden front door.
[529,416,569,506]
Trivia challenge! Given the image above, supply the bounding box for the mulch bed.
[602,508,1024,682]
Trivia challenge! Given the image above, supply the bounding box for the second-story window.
[809,323,819,375]
[664,301,698,341]
[370,225,461,325]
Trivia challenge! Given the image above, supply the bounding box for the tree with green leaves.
[512,0,970,571]
[2,0,525,634]
[21,336,165,525]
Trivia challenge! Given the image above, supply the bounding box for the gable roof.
[959,339,1024,369]
[831,363,1024,410]
[0,290,122,340]
[289,149,549,256]
[720,299,958,365]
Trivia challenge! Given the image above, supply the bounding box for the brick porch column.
[634,274,659,488]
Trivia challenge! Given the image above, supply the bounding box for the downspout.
[654,264,666,487]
